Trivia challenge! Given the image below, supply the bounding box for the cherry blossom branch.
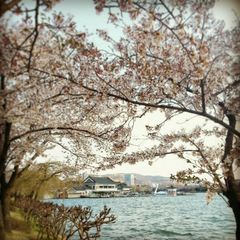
[10,126,102,143]
[213,79,240,96]
[95,71,129,99]
[133,2,196,68]
[47,140,84,159]
[81,82,240,138]
[146,53,170,65]
[187,138,225,191]
[159,0,178,23]
[30,68,240,138]
[104,148,205,171]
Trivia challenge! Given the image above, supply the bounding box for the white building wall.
[124,174,135,186]
[94,184,118,192]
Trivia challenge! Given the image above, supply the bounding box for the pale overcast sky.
[37,0,239,177]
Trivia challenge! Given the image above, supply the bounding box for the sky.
[36,0,239,177]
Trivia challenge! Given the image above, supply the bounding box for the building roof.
[68,186,87,193]
[73,186,87,191]
[84,175,117,185]
[116,182,128,187]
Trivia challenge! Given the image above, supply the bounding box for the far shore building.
[124,174,135,186]
[66,175,132,198]
[67,186,91,198]
[84,175,119,197]
[115,182,131,195]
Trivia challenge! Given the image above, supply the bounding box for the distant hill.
[101,173,172,186]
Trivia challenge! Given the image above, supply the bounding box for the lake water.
[50,193,235,240]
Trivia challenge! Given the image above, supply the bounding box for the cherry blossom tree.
[0,1,132,238]
[88,0,240,238]
[1,0,239,239]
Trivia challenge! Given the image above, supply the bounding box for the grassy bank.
[6,208,38,240]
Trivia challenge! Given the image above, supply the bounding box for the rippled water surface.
[50,193,235,240]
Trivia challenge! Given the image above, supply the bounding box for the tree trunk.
[228,189,240,240]
[0,203,6,240]
[221,112,239,239]
[0,74,6,239]
[1,190,11,232]
[0,119,12,236]
[224,179,240,240]
[231,202,240,240]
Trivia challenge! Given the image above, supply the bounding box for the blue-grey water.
[49,193,235,240]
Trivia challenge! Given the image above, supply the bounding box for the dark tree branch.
[6,139,48,190]
[27,0,40,72]
[48,140,81,158]
[159,0,178,23]
[200,79,206,113]
[10,127,102,143]
[5,165,19,190]
[81,82,240,138]
[95,71,129,99]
